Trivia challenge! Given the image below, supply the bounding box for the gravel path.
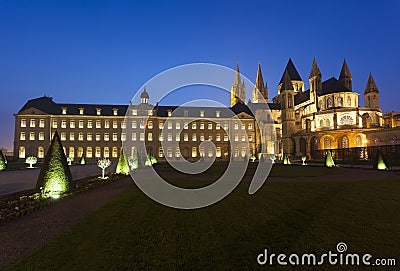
[0,176,133,270]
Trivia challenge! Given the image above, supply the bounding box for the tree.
[374,152,389,170]
[79,155,86,165]
[325,150,335,167]
[36,131,74,198]
[98,158,112,179]
[25,156,38,168]
[116,148,129,175]
[127,154,139,171]
[67,157,74,165]
[283,153,291,165]
[145,154,158,166]
[269,154,276,164]
[0,150,6,171]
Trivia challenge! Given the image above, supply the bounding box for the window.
[192,122,197,129]
[132,109,137,116]
[113,108,118,116]
[21,119,26,127]
[208,123,213,130]
[208,135,212,141]
[327,98,333,108]
[104,133,110,141]
[60,132,66,141]
[121,121,126,129]
[52,120,58,128]
[86,147,93,158]
[184,122,189,129]
[288,94,293,108]
[216,147,221,157]
[248,123,253,130]
[68,147,74,158]
[216,134,221,141]
[70,120,75,128]
[224,135,228,141]
[355,135,362,147]
[159,134,164,141]
[113,133,118,141]
[192,134,197,141]
[96,120,101,128]
[184,133,188,141]
[200,111,204,117]
[87,120,92,128]
[176,122,180,129]
[167,110,172,117]
[69,132,75,141]
[341,136,349,148]
[167,122,172,129]
[38,146,44,158]
[132,133,137,141]
[319,100,323,109]
[199,147,204,157]
[168,133,172,141]
[347,96,352,106]
[148,121,153,129]
[223,122,229,130]
[324,137,331,149]
[79,120,84,128]
[132,121,137,129]
[192,147,197,157]
[148,133,153,141]
[158,147,164,158]
[39,132,45,141]
[19,146,25,158]
[140,133,145,141]
[96,108,102,115]
[200,134,205,141]
[216,111,220,117]
[241,123,245,130]
[148,110,153,116]
[184,110,189,117]
[159,122,164,129]
[175,133,180,141]
[241,134,246,142]
[104,147,109,158]
[234,134,238,142]
[30,119,36,128]
[234,122,239,130]
[29,132,35,141]
[95,147,101,158]
[200,122,205,129]
[77,147,83,158]
[216,123,220,130]
[96,133,101,141]
[249,135,253,141]
[175,147,181,158]
[326,119,330,127]
[320,119,324,127]
[39,119,45,128]
[105,120,110,128]
[20,132,26,140]
[61,120,66,128]
[338,97,343,107]
[112,147,118,158]
[62,107,67,114]
[167,147,173,158]
[78,133,84,141]
[79,108,84,115]
[113,121,118,129]
[87,133,92,141]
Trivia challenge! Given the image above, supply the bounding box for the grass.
[5,165,400,271]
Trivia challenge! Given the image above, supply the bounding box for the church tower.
[231,62,246,106]
[364,72,380,109]
[278,58,304,94]
[252,62,269,103]
[281,70,296,156]
[339,59,352,90]
[309,57,322,108]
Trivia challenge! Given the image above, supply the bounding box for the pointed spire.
[281,69,294,91]
[235,61,241,84]
[339,59,352,79]
[255,62,265,91]
[309,57,321,79]
[364,72,379,93]
[279,58,302,84]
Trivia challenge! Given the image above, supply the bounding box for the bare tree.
[97,158,111,179]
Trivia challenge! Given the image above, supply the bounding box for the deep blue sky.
[1,0,399,150]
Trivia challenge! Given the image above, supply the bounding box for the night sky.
[1,0,399,151]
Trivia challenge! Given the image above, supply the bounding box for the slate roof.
[279,58,302,84]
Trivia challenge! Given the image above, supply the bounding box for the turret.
[281,70,296,156]
[140,87,149,104]
[309,57,322,107]
[252,62,269,103]
[364,72,379,109]
[339,59,352,90]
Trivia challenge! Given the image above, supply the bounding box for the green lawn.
[6,165,400,271]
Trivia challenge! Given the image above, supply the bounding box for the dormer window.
[167,110,172,117]
[113,108,118,116]
[132,109,138,116]
[79,108,84,115]
[184,110,189,117]
[216,111,220,118]
[96,108,101,115]
[148,110,153,116]
[62,107,67,115]
[200,110,205,117]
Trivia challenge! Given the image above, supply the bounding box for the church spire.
[234,61,241,85]
[309,57,321,79]
[256,62,264,90]
[364,72,379,93]
[231,61,246,106]
[339,59,352,79]
[252,62,269,103]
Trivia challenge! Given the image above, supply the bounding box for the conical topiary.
[374,152,389,170]
[325,150,335,167]
[79,155,86,165]
[283,153,291,165]
[116,148,129,175]
[36,131,74,198]
[0,150,7,171]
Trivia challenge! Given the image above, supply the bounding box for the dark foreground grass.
[6,170,400,271]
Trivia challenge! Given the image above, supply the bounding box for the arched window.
[19,146,25,158]
[319,100,323,110]
[355,135,362,147]
[324,137,331,149]
[38,146,44,158]
[288,94,293,108]
[338,97,343,106]
[320,119,324,127]
[347,96,352,106]
[341,136,349,148]
[327,98,333,108]
[326,119,330,127]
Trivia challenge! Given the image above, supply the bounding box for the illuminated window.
[68,147,74,158]
[199,147,204,157]
[241,123,245,130]
[347,96,352,106]
[167,110,172,117]
[121,121,126,129]
[87,133,92,141]
[248,123,253,130]
[140,133,145,141]
[148,133,153,141]
[200,123,205,129]
[62,107,67,114]
[158,147,164,158]
[86,147,93,158]
[77,147,83,158]
[168,133,172,141]
[192,122,197,129]
[216,147,221,157]
[200,134,204,141]
[167,122,172,129]
[216,134,221,141]
[39,119,45,128]
[234,134,238,142]
[216,123,220,130]
[192,134,197,141]
[216,111,220,117]
[176,122,180,129]
[132,121,137,129]
[324,137,331,149]
[113,108,118,116]
[112,147,118,158]
[241,134,246,142]
[20,119,26,127]
[29,132,35,141]
[19,146,25,158]
[52,120,58,128]
[38,146,44,158]
[338,97,343,107]
[167,147,173,158]
[159,122,164,129]
[184,122,189,129]
[113,133,118,141]
[96,133,101,141]
[159,134,164,141]
[148,110,153,116]
[208,123,213,130]
[249,135,253,141]
[105,120,110,128]
[326,119,330,126]
[95,147,101,158]
[224,135,228,141]
[61,120,66,128]
[356,135,362,147]
[113,121,118,129]
[148,121,153,129]
[96,108,101,115]
[20,132,26,140]
[234,122,239,130]
[132,133,137,141]
[87,120,92,128]
[79,108,84,115]
[30,119,36,128]
[70,120,75,128]
[175,133,180,141]
[208,135,212,141]
[327,98,333,108]
[192,147,197,157]
[39,132,45,141]
[341,136,349,148]
[224,122,229,130]
[200,111,205,117]
[96,120,101,128]
[104,147,109,158]
[132,109,137,116]
[78,133,84,141]
[79,120,84,128]
[104,133,109,141]
[175,147,181,158]
[60,132,66,141]
[69,132,74,141]
[184,133,188,141]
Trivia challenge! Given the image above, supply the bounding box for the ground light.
[283,153,291,165]
[301,156,307,165]
[36,131,74,198]
[376,153,389,170]
[116,148,130,175]
[325,150,335,167]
